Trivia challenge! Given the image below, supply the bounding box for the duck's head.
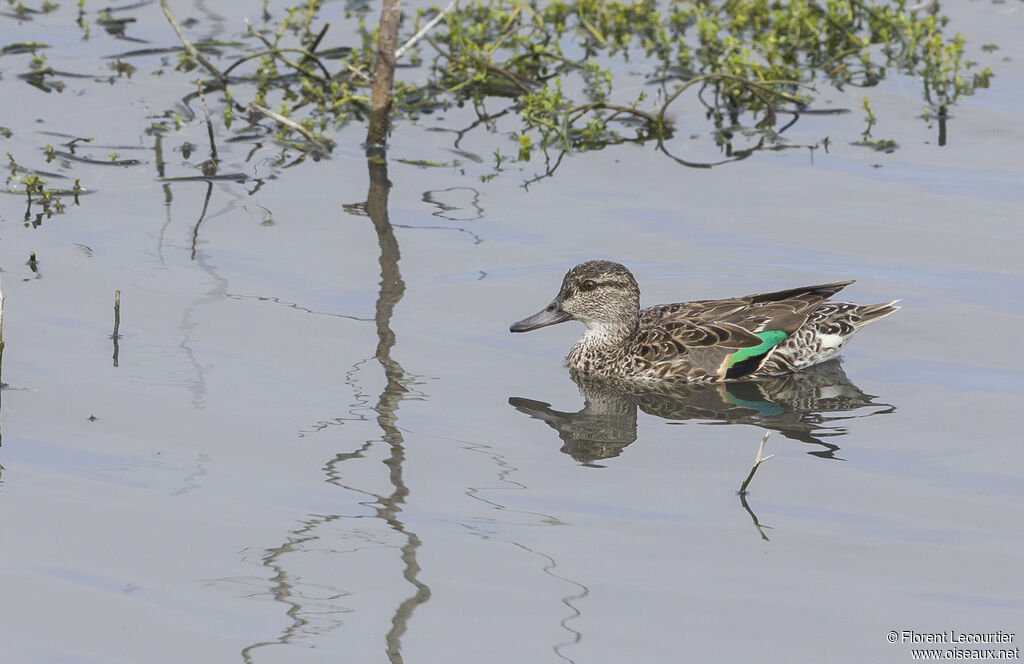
[510,260,641,335]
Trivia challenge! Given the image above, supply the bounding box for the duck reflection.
[510,360,894,464]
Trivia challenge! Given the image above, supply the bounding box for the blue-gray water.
[0,2,1022,662]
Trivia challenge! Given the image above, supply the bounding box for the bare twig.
[738,431,775,542]
[220,47,337,83]
[111,290,120,367]
[248,102,333,151]
[739,431,775,495]
[567,101,664,130]
[112,290,121,339]
[303,22,331,61]
[242,20,333,83]
[195,81,218,171]
[342,62,373,84]
[159,0,226,83]
[395,0,457,59]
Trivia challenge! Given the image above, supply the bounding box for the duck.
[510,260,899,383]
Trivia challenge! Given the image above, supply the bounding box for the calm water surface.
[0,2,1022,663]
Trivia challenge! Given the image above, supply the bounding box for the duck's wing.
[634,282,856,380]
[639,281,854,332]
[626,321,770,382]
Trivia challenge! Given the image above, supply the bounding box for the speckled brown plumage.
[510,260,899,383]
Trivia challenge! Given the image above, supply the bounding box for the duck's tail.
[850,300,902,328]
[758,299,900,374]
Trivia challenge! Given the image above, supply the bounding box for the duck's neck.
[567,320,636,371]
[581,319,636,346]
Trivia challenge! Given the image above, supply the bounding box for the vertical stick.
[366,0,402,155]
[159,0,226,82]
[196,81,219,174]
[112,289,121,367]
[937,104,947,147]
[739,431,773,495]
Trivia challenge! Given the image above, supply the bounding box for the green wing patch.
[725,330,788,379]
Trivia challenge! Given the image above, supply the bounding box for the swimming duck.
[510,260,899,383]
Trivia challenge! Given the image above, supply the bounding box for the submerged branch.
[567,102,667,135]
[424,35,534,95]
[196,81,218,174]
[159,0,226,83]
[248,102,333,152]
[243,20,334,84]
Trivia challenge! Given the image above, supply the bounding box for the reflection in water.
[189,180,214,261]
[510,360,895,464]
[738,432,775,542]
[465,524,588,663]
[395,185,485,243]
[422,186,484,221]
[238,516,353,662]
[236,159,429,662]
[455,437,586,663]
[362,156,432,664]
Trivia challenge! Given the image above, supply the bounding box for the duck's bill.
[510,301,570,332]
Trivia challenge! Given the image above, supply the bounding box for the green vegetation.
[165,0,991,167]
[855,96,896,152]
[0,0,996,211]
[4,153,85,225]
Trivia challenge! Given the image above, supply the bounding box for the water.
[0,2,1022,663]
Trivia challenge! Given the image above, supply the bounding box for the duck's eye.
[580,279,598,292]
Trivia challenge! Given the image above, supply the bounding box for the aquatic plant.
[0,0,996,198]
[163,0,989,168]
[3,153,85,225]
